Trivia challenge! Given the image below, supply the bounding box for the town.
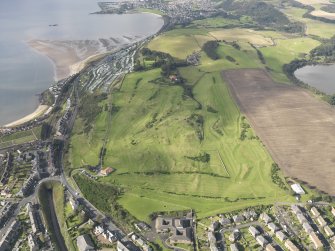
[1,0,335,250]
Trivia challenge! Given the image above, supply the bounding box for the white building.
[291,184,305,195]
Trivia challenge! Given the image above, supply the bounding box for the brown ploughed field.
[222,69,335,195]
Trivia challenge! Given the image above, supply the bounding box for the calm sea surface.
[294,64,335,95]
[0,0,163,125]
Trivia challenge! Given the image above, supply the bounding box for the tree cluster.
[203,41,220,60]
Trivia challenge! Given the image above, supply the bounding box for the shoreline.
[4,104,49,128]
[3,11,165,128]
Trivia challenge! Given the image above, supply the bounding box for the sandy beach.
[4,104,49,127]
[28,40,84,81]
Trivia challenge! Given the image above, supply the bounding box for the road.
[0,80,125,246]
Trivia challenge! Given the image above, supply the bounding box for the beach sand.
[6,35,140,128]
[4,104,49,127]
[3,40,110,128]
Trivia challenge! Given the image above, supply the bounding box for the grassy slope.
[70,19,327,221]
[283,6,335,38]
[84,41,293,220]
[260,37,320,83]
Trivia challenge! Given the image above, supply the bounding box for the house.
[302,222,313,234]
[268,222,279,233]
[324,225,334,237]
[220,217,231,226]
[249,226,260,237]
[100,167,114,176]
[232,215,245,224]
[284,239,299,251]
[276,231,287,242]
[94,225,104,235]
[107,230,117,243]
[332,207,335,217]
[265,244,276,251]
[243,210,257,220]
[208,232,218,251]
[69,196,79,211]
[316,216,327,227]
[229,229,240,242]
[155,216,193,244]
[27,234,38,251]
[296,213,307,224]
[309,232,323,249]
[310,207,320,217]
[155,217,173,233]
[256,235,268,248]
[291,205,301,215]
[230,243,239,251]
[170,227,193,244]
[291,184,305,195]
[117,241,141,251]
[209,221,219,232]
[77,234,95,251]
[260,213,272,224]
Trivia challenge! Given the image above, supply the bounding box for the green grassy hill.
[68,13,327,221]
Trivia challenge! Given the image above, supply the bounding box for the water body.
[294,64,335,95]
[0,0,163,126]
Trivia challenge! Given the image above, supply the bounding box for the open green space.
[71,66,292,222]
[68,4,334,223]
[0,126,41,148]
[283,5,335,38]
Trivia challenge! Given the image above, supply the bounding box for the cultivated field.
[295,0,330,5]
[209,29,275,46]
[311,10,335,20]
[223,69,335,195]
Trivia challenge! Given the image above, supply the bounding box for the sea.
[0,0,163,126]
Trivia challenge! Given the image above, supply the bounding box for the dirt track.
[222,69,335,195]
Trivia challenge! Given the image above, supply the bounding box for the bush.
[203,41,220,60]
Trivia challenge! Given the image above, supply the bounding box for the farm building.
[100,167,114,176]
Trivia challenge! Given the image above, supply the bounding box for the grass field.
[0,126,41,149]
[209,29,275,46]
[69,16,328,222]
[260,37,320,83]
[283,6,335,38]
[71,66,293,221]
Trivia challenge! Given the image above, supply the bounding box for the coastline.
[3,11,165,128]
[4,104,49,128]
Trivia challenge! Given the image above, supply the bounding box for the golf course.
[67,0,335,224]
